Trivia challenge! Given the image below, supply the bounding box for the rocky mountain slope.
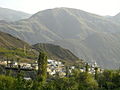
[33,43,80,64]
[0,8,120,68]
[0,31,37,63]
[0,31,81,64]
[0,7,31,21]
[0,31,30,48]
[110,13,120,23]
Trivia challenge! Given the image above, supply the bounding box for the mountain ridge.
[33,43,81,65]
[0,7,120,68]
[0,7,31,21]
[0,31,82,65]
[0,31,30,48]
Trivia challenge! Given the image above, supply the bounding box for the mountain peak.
[33,7,92,16]
[115,12,120,17]
[0,8,120,69]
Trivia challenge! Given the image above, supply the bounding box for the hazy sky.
[0,0,120,16]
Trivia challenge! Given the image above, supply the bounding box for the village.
[0,59,104,77]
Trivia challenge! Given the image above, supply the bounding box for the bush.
[0,75,15,90]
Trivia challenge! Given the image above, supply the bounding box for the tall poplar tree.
[85,63,89,73]
[94,67,98,80]
[37,51,47,83]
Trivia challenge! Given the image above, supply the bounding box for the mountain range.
[0,31,80,64]
[0,31,30,48]
[0,7,31,21]
[33,43,80,65]
[0,7,120,69]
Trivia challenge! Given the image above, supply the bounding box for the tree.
[65,66,69,77]
[77,72,98,90]
[0,75,15,90]
[85,63,89,73]
[98,70,116,89]
[37,51,47,83]
[94,67,98,80]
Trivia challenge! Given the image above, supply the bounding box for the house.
[24,77,31,80]
[20,63,32,69]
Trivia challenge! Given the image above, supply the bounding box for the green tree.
[73,70,98,90]
[65,66,69,77]
[85,63,89,73]
[94,67,98,80]
[0,75,15,90]
[37,51,47,83]
[98,70,117,90]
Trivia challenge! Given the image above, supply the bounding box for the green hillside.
[0,31,37,63]
[0,31,82,64]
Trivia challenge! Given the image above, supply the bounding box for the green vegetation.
[37,52,47,83]
[0,69,119,90]
[0,31,38,63]
[0,47,37,63]
[0,47,119,90]
[0,31,119,90]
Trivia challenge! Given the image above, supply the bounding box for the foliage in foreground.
[0,69,119,90]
